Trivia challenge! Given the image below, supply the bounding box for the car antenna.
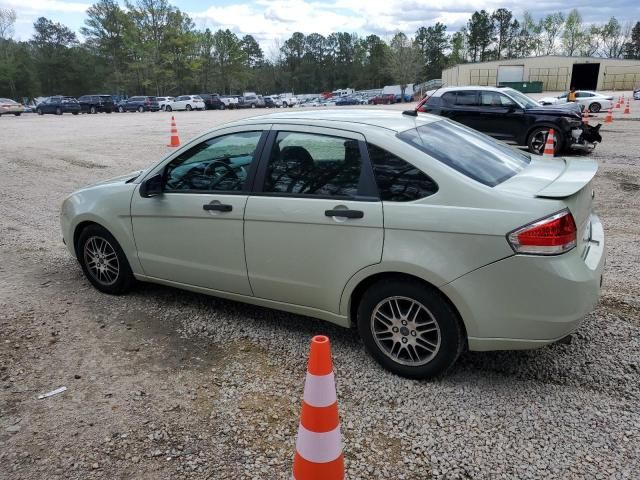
[404,82,446,117]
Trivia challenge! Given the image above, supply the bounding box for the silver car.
[60,110,605,378]
[539,90,614,113]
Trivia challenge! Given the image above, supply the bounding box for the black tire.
[118,105,125,113]
[165,105,172,112]
[77,225,135,295]
[72,112,78,115]
[589,102,601,113]
[37,108,43,115]
[56,107,62,115]
[14,113,21,116]
[90,106,97,114]
[186,104,192,111]
[220,103,225,110]
[357,278,464,379]
[527,126,564,155]
[282,102,288,108]
[137,106,144,113]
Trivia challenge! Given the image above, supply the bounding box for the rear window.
[397,121,530,187]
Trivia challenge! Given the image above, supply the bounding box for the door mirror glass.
[140,173,163,197]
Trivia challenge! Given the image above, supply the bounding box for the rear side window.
[367,144,438,201]
[398,121,530,187]
[455,91,478,106]
[264,131,363,198]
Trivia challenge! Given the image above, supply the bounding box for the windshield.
[398,120,531,187]
[503,88,540,108]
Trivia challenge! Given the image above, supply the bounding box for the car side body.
[119,96,160,112]
[37,96,81,115]
[61,110,605,368]
[418,86,600,154]
[78,95,115,114]
[0,98,24,116]
[168,95,205,111]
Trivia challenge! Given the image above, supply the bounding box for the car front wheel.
[165,105,172,112]
[137,106,144,112]
[527,127,564,155]
[55,107,62,115]
[118,106,124,113]
[589,102,601,113]
[357,278,464,379]
[186,104,192,111]
[37,109,43,115]
[77,225,134,295]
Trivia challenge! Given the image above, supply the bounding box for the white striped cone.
[167,116,180,147]
[292,336,344,480]
[542,128,555,158]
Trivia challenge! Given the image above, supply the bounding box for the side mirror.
[139,173,163,198]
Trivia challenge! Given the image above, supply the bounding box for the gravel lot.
[1,102,639,479]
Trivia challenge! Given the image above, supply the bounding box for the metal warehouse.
[442,56,640,91]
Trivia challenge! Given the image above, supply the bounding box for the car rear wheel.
[14,113,21,116]
[357,278,464,379]
[527,127,564,155]
[137,106,144,113]
[77,225,134,295]
[90,106,97,114]
[589,102,601,113]
[55,107,62,115]
[186,104,192,111]
[37,108,43,115]
[118,106,124,113]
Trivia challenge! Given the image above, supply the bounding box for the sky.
[2,0,640,54]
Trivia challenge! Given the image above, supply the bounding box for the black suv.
[78,95,115,114]
[418,87,601,154]
[118,96,160,112]
[199,93,225,110]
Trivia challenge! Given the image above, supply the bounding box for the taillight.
[507,209,577,256]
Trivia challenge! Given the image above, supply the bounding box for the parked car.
[61,109,605,379]
[241,92,260,108]
[78,95,115,114]
[264,95,282,108]
[279,94,299,108]
[36,96,81,115]
[199,93,225,110]
[220,96,239,109]
[632,89,639,100]
[335,96,360,106]
[395,93,413,103]
[370,94,396,105]
[156,97,175,111]
[418,86,601,155]
[166,95,205,112]
[118,96,160,113]
[0,98,24,116]
[538,90,613,113]
[256,95,266,108]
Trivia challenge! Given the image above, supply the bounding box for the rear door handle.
[325,209,364,219]
[203,203,232,212]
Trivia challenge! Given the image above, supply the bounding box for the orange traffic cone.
[624,99,630,115]
[582,108,590,125]
[604,107,613,123]
[615,98,620,109]
[167,116,180,147]
[542,128,555,158]
[292,336,344,480]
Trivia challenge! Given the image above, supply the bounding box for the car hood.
[86,170,143,188]
[525,103,581,118]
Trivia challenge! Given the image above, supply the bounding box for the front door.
[131,129,268,295]
[477,90,525,141]
[244,127,384,313]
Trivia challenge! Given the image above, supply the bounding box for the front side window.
[164,131,262,192]
[368,144,438,201]
[263,131,362,197]
[398,120,531,187]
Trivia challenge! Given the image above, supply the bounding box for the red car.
[369,94,396,105]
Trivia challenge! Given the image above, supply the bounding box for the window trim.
[251,129,380,201]
[161,130,269,195]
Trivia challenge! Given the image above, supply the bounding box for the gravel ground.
[1,103,639,480]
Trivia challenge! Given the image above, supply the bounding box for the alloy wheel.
[83,236,120,286]
[371,296,441,366]
[531,129,556,154]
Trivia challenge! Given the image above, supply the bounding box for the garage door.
[498,65,524,83]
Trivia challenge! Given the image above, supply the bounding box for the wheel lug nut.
[392,327,399,333]
[401,320,407,326]
[401,337,408,344]
[411,330,416,336]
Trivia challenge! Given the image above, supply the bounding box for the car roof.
[431,86,508,96]
[228,109,442,133]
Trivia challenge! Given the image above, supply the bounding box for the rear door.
[244,126,383,313]
[440,91,480,128]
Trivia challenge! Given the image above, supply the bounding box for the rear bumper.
[442,215,606,351]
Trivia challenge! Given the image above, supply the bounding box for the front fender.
[61,183,142,274]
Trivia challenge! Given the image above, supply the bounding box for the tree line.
[0,1,639,100]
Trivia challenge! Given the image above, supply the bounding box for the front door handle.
[203,203,232,212]
[325,209,364,219]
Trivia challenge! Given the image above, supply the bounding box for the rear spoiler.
[535,158,598,198]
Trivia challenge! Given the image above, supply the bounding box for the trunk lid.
[497,156,598,252]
